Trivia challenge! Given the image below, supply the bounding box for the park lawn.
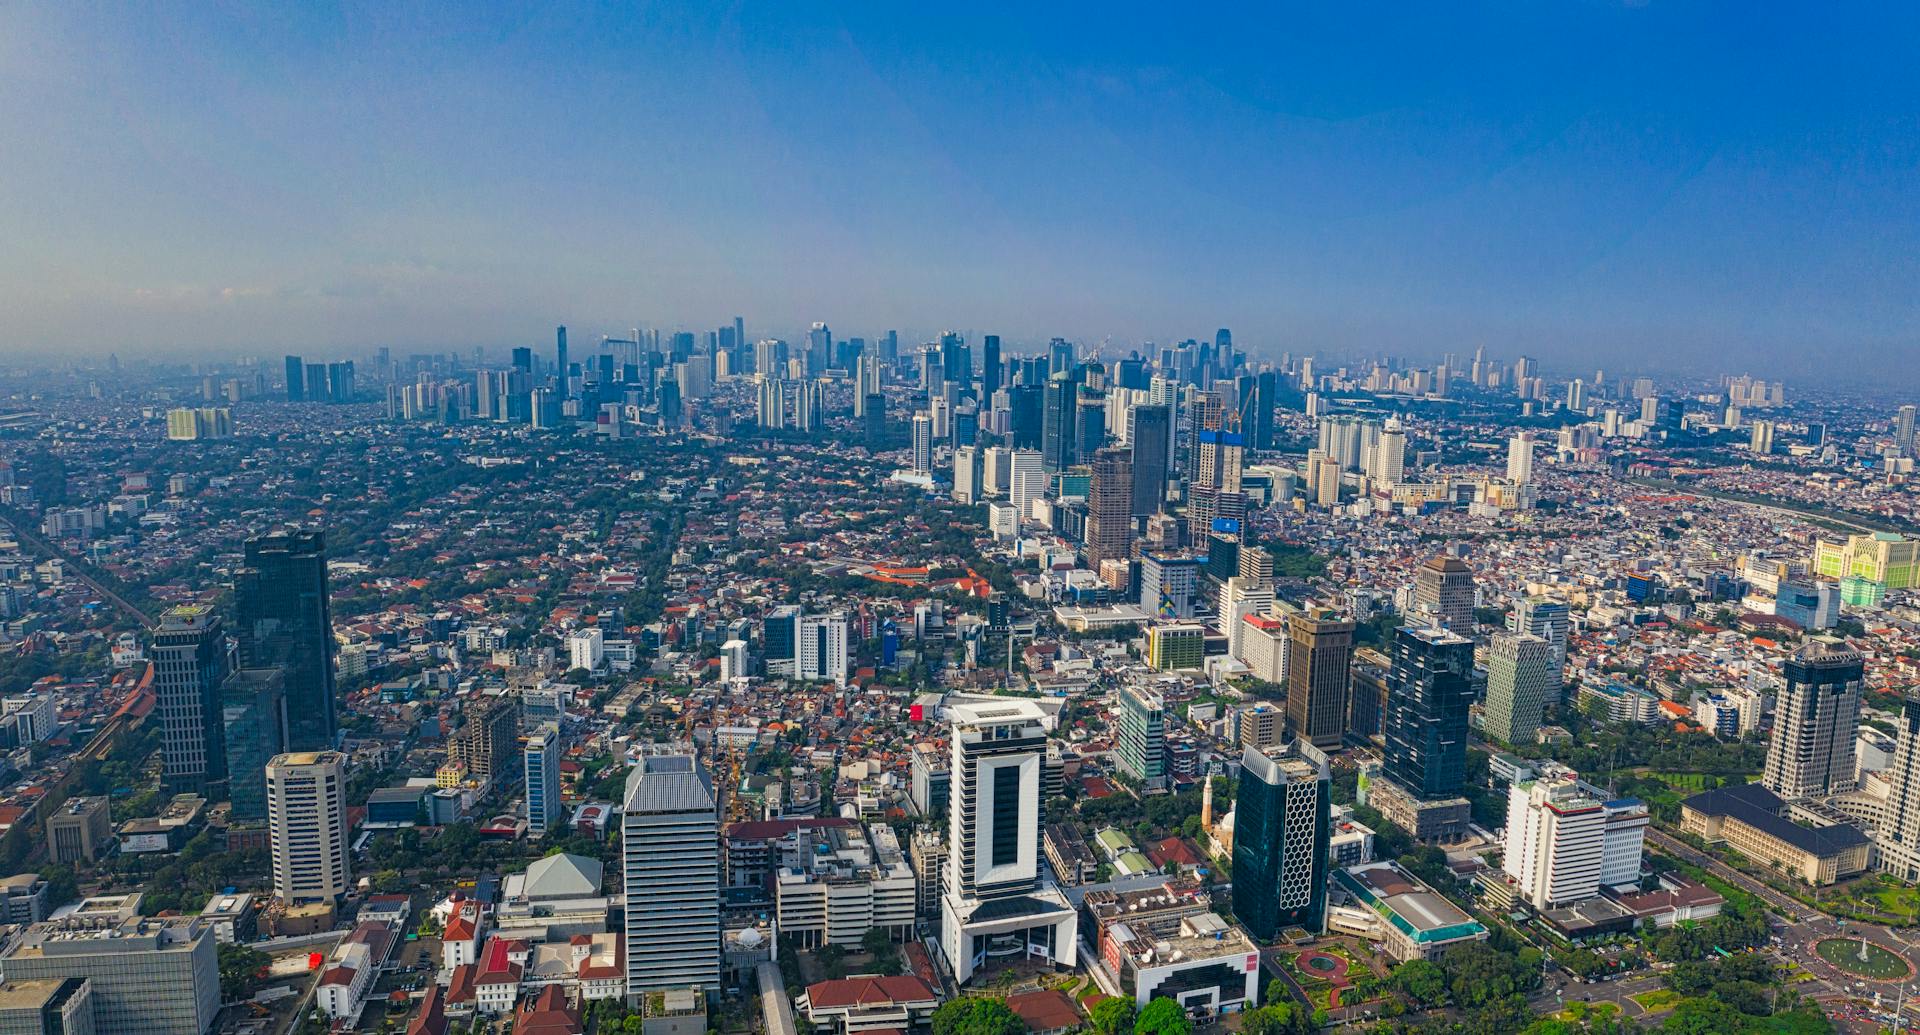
[1651,772,1714,792]
[1630,989,1684,1014]
[1862,883,1920,920]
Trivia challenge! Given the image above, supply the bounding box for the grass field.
[1649,772,1715,791]
[1556,1002,1621,1023]
[1630,990,1684,1014]
[1860,882,1920,921]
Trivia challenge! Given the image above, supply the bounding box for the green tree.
[1089,997,1135,1035]
[930,997,1028,1035]
[1391,959,1447,1006]
[1133,997,1192,1035]
[219,942,271,1001]
[1661,997,1745,1035]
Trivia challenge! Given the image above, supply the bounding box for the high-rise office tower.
[1074,388,1107,458]
[1129,404,1171,518]
[1083,447,1133,567]
[1188,401,1246,541]
[525,724,563,837]
[236,530,337,751]
[982,335,1002,397]
[806,322,831,376]
[1188,391,1225,474]
[1008,384,1043,450]
[266,750,350,904]
[222,667,287,823]
[1382,625,1476,799]
[1219,577,1275,666]
[1501,777,1606,910]
[953,445,981,504]
[1413,553,1476,633]
[623,754,721,997]
[1140,553,1202,620]
[1873,698,1920,879]
[1506,432,1534,484]
[1482,632,1553,747]
[796,612,850,685]
[1372,417,1407,486]
[763,604,800,677]
[1763,641,1865,800]
[939,700,1076,986]
[449,695,520,786]
[1047,337,1075,377]
[1512,596,1570,693]
[911,413,934,475]
[1009,449,1044,522]
[154,604,230,791]
[284,356,305,401]
[981,446,1012,497]
[1114,684,1166,791]
[1041,375,1075,472]
[1232,742,1330,940]
[1,917,219,1035]
[1285,610,1355,750]
[555,326,569,399]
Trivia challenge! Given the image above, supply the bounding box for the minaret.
[1201,763,1215,832]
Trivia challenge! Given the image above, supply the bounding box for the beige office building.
[267,751,351,904]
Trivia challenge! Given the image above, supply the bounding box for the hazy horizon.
[4,4,1918,388]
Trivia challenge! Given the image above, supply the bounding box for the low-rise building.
[1678,782,1870,885]
[773,823,914,949]
[1328,861,1489,962]
[797,976,941,1035]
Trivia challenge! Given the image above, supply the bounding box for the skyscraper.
[1898,404,1917,457]
[911,413,934,475]
[796,612,850,685]
[1009,449,1044,523]
[1232,742,1330,940]
[1113,684,1166,792]
[1872,697,1920,879]
[1506,432,1534,484]
[267,750,350,904]
[982,334,1001,397]
[222,667,287,823]
[1762,641,1865,800]
[1129,404,1171,518]
[236,530,337,751]
[284,355,305,402]
[1482,632,1553,747]
[1512,596,1570,694]
[1285,610,1355,750]
[1382,625,1476,800]
[555,325,569,399]
[1041,375,1075,472]
[1083,447,1133,567]
[1008,384,1043,450]
[939,700,1076,986]
[623,754,721,997]
[525,724,563,837]
[1372,417,1407,486]
[1413,553,1476,633]
[153,604,230,790]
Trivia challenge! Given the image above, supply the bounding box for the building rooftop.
[624,753,716,815]
[1336,861,1486,944]
[1682,782,1870,856]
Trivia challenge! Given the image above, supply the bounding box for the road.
[0,513,156,629]
[1645,827,1819,922]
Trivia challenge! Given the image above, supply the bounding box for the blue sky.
[3,2,1918,384]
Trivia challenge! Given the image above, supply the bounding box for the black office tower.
[236,530,337,751]
[1130,404,1171,517]
[284,356,305,402]
[1008,385,1043,450]
[1041,375,1075,471]
[556,326,569,399]
[982,335,1001,397]
[1232,743,1329,941]
[1074,388,1107,457]
[1382,624,1476,799]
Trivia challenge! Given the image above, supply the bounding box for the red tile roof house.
[795,976,941,1035]
[1006,990,1082,1035]
[473,938,524,1015]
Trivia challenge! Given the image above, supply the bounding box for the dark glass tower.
[1232,743,1329,940]
[1008,385,1043,450]
[236,530,337,751]
[284,356,305,402]
[982,335,1001,397]
[1041,375,1075,472]
[1382,624,1476,799]
[1129,404,1170,518]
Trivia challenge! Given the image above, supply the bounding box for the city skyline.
[4,4,1919,387]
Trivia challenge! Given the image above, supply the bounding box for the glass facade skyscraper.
[236,530,336,751]
[1382,624,1476,799]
